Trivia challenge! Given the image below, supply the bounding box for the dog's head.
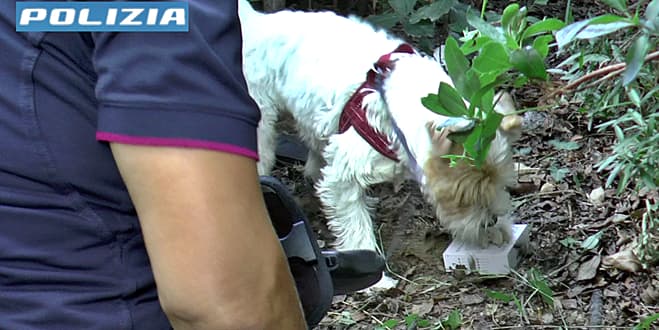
[421,92,522,247]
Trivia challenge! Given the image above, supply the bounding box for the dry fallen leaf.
[640,285,659,305]
[410,300,434,318]
[540,182,556,192]
[577,255,601,281]
[589,187,605,205]
[460,294,485,306]
[602,249,642,273]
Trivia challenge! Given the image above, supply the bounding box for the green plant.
[422,4,564,167]
[634,312,659,329]
[553,0,658,266]
[367,0,456,51]
[486,268,554,325]
[436,309,461,329]
[375,313,432,329]
[636,198,658,267]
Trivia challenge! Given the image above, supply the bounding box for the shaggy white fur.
[239,0,521,261]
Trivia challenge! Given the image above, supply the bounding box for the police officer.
[0,1,305,328]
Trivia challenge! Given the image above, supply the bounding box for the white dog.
[239,1,521,259]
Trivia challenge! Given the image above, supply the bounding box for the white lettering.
[159,8,185,26]
[146,8,158,25]
[120,8,143,26]
[49,8,75,26]
[79,8,101,26]
[17,5,187,30]
[105,8,117,25]
[18,8,47,25]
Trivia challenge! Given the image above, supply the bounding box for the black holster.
[260,176,385,328]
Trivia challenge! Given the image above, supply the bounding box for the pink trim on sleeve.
[96,132,258,160]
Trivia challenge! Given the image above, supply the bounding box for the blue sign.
[16,1,189,32]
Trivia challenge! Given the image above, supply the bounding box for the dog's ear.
[494,92,522,143]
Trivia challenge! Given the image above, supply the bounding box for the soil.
[260,0,659,328]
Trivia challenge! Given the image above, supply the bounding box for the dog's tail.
[238,0,263,22]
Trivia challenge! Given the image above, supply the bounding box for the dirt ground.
[261,0,659,328]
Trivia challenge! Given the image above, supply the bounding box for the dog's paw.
[481,224,512,247]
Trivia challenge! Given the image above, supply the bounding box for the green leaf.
[646,0,659,22]
[581,230,603,250]
[614,124,625,140]
[626,87,642,107]
[442,310,462,330]
[600,0,627,12]
[588,14,633,24]
[464,124,494,168]
[528,269,554,306]
[550,166,570,182]
[417,319,431,327]
[422,94,465,117]
[548,139,581,150]
[554,14,631,48]
[559,237,580,247]
[403,313,431,327]
[462,125,482,160]
[409,0,455,23]
[510,46,548,80]
[467,11,507,45]
[532,35,554,58]
[634,312,659,330]
[366,13,400,30]
[404,314,419,327]
[459,35,493,55]
[381,318,399,329]
[388,0,416,16]
[622,34,650,86]
[487,289,515,302]
[444,37,481,100]
[575,21,635,39]
[482,111,504,142]
[501,3,520,32]
[438,82,469,116]
[463,70,482,103]
[473,42,511,74]
[607,162,624,188]
[402,20,435,37]
[513,75,528,88]
[555,19,591,48]
[521,18,566,41]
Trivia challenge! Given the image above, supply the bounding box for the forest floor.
[260,0,659,328]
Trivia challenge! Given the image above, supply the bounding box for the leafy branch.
[422,4,564,167]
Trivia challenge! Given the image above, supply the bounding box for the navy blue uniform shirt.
[0,1,260,328]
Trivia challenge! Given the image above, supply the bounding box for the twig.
[512,189,585,209]
[578,67,626,93]
[543,50,659,101]
[377,225,417,286]
[549,256,581,276]
[340,300,390,327]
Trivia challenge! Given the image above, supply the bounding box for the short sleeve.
[93,0,260,160]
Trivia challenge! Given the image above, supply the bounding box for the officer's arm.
[110,143,306,329]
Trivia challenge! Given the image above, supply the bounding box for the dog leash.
[368,44,425,184]
[370,44,426,184]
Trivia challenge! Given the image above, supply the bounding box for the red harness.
[337,44,415,161]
